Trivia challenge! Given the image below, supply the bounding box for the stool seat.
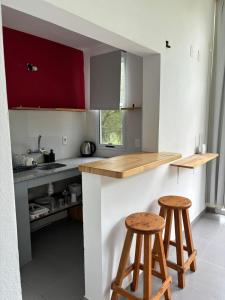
[159,195,192,210]
[125,212,165,234]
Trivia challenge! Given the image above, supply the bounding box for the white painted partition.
[82,162,206,300]
[0,3,22,298]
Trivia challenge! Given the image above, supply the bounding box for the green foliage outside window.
[100,110,124,145]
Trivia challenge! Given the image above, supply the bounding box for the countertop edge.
[79,152,182,179]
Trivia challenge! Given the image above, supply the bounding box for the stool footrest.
[183,250,197,272]
[169,240,188,251]
[111,283,142,300]
[151,276,172,300]
[123,264,135,279]
[139,263,165,280]
[166,249,197,273]
[112,275,172,300]
[166,260,184,273]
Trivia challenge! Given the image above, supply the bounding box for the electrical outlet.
[62,136,68,145]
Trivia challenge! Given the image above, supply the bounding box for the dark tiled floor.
[21,219,84,300]
[22,213,225,300]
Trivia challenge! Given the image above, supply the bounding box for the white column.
[0,4,22,299]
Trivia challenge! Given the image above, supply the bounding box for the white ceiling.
[1,5,108,51]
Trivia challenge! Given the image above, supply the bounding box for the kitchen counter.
[14,157,103,183]
[14,156,103,267]
[79,152,181,178]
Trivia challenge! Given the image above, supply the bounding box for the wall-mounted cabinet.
[3,27,85,110]
[90,50,143,110]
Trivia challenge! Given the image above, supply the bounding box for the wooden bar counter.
[79,152,181,178]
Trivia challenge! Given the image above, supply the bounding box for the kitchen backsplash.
[9,110,87,160]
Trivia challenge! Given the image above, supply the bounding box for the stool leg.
[174,209,185,289]
[131,234,143,292]
[111,229,134,300]
[164,208,173,259]
[152,207,166,268]
[144,234,152,300]
[182,209,196,272]
[155,232,172,300]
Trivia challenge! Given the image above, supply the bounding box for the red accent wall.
[3,27,85,109]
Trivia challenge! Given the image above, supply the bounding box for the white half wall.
[82,162,206,300]
[0,3,22,299]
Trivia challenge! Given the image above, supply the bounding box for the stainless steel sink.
[38,163,66,170]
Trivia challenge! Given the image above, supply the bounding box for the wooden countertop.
[170,153,219,169]
[79,152,182,179]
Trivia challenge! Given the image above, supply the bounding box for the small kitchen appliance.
[80,141,96,157]
[69,183,82,203]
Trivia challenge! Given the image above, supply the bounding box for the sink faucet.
[27,135,45,154]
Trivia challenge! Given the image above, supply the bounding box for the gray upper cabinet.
[125,52,143,108]
[90,50,143,110]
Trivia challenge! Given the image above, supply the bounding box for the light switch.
[62,136,68,145]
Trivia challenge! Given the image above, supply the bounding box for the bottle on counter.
[48,182,54,196]
[49,149,55,162]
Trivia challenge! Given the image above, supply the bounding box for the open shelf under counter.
[10,107,86,112]
[170,153,219,169]
[79,152,182,179]
[30,201,82,223]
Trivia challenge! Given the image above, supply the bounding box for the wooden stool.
[154,196,197,289]
[111,212,172,300]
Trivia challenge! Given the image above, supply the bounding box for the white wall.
[38,0,214,154]
[9,110,87,160]
[0,3,22,299]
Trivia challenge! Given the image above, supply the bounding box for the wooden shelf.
[10,107,86,112]
[170,153,219,169]
[79,152,182,179]
[120,106,142,111]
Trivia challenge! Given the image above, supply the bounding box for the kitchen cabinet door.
[90,50,143,110]
[124,52,143,109]
[90,50,121,110]
[3,27,85,110]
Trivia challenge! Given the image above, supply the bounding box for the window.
[99,110,124,147]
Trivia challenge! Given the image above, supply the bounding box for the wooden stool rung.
[111,283,142,300]
[123,264,135,279]
[150,276,172,300]
[169,240,188,252]
[166,260,184,273]
[139,263,165,280]
[183,250,197,272]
